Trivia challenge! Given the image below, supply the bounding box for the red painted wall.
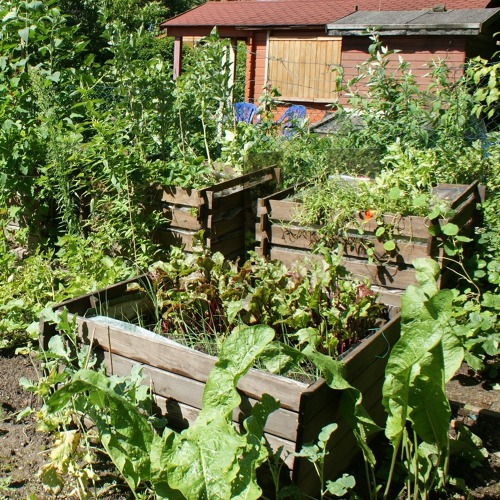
[245,32,470,123]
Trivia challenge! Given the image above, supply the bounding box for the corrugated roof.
[326,8,500,35]
[160,0,495,29]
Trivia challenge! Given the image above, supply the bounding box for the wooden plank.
[161,206,202,230]
[202,166,280,198]
[152,227,195,252]
[341,258,419,290]
[210,189,246,212]
[446,193,479,229]
[210,209,246,238]
[268,247,420,289]
[101,351,302,442]
[151,167,280,259]
[53,275,152,317]
[269,199,303,222]
[153,184,204,207]
[209,230,245,257]
[101,352,297,470]
[269,224,433,264]
[72,316,310,411]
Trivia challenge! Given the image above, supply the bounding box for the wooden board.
[152,167,280,260]
[256,181,482,300]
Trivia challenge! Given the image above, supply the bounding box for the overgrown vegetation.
[1,2,499,498]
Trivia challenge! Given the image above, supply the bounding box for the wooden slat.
[209,209,246,238]
[267,246,420,290]
[269,224,434,264]
[203,166,280,198]
[54,275,152,317]
[161,206,202,230]
[101,351,302,442]
[153,227,195,251]
[342,258,419,290]
[154,184,204,207]
[269,199,303,222]
[72,316,310,411]
[260,183,480,251]
[209,230,245,257]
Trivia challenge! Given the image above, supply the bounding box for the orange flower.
[364,209,376,220]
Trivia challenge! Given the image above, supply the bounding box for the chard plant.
[39,322,280,499]
[346,258,492,499]
[146,239,386,363]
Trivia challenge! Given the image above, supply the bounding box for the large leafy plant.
[350,259,491,499]
[40,322,279,499]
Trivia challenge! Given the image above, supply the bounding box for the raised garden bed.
[40,273,400,497]
[151,166,280,261]
[256,181,483,306]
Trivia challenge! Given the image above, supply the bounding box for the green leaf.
[326,474,356,497]
[260,342,304,375]
[413,194,427,207]
[482,291,500,309]
[166,418,244,499]
[27,1,44,11]
[47,335,70,360]
[389,186,402,199]
[427,224,440,236]
[412,258,440,296]
[231,394,280,499]
[383,240,396,251]
[46,71,60,82]
[427,207,442,220]
[441,223,459,236]
[408,345,450,449]
[201,325,274,420]
[157,325,276,499]
[18,27,31,43]
[441,330,464,382]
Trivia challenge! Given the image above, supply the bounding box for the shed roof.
[326,8,500,35]
[160,0,498,31]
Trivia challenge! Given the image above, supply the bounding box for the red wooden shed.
[160,0,500,123]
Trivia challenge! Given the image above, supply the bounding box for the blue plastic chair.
[234,102,259,124]
[276,105,307,137]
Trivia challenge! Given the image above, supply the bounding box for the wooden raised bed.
[256,181,483,305]
[152,166,280,261]
[40,274,401,497]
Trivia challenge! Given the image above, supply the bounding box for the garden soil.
[0,352,499,499]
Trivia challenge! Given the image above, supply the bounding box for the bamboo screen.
[267,36,342,102]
